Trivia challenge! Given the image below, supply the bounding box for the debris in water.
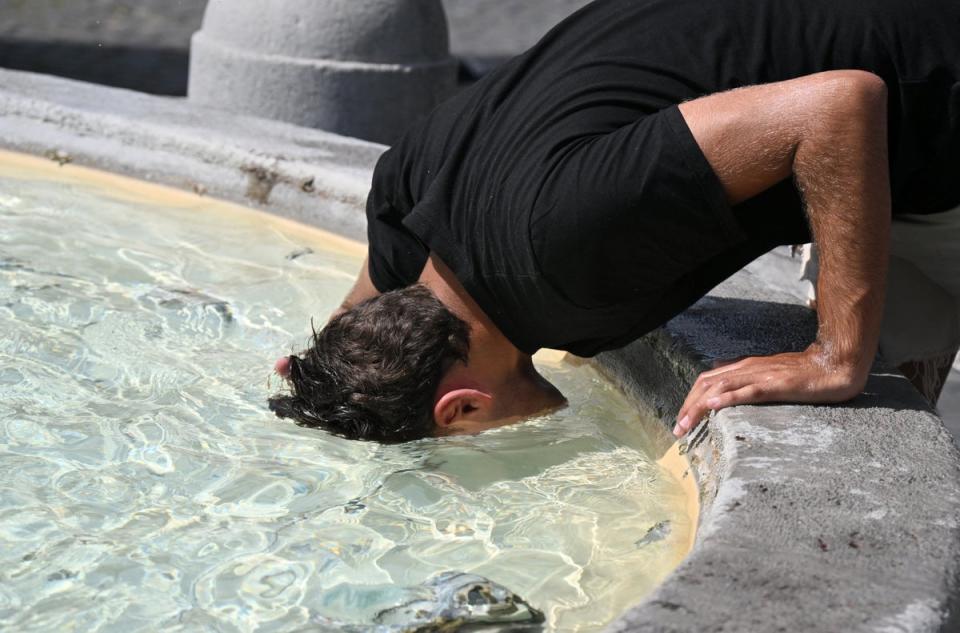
[45,149,72,166]
[636,520,672,547]
[242,164,279,204]
[145,287,234,323]
[286,247,314,260]
[343,498,366,514]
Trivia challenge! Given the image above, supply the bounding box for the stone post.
[188,0,457,145]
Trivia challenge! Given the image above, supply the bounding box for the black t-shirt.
[367,0,960,357]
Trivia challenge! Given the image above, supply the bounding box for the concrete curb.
[188,0,456,144]
[189,32,457,145]
[2,68,959,632]
[595,269,960,632]
[0,67,383,242]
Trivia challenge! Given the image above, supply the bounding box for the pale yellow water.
[0,151,696,632]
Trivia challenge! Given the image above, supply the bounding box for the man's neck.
[419,252,567,427]
[418,253,528,377]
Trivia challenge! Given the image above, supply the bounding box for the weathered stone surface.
[595,268,960,632]
[188,0,457,144]
[0,67,383,241]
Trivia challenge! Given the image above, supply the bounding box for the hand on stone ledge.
[673,344,866,437]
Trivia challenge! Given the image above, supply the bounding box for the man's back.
[366,0,960,356]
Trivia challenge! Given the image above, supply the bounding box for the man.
[270,0,960,443]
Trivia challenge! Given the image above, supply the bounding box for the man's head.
[269,284,565,443]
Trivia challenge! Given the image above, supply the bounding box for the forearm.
[796,73,890,382]
[330,256,379,322]
[673,70,893,435]
[681,70,890,377]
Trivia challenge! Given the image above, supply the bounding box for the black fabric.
[367,0,960,356]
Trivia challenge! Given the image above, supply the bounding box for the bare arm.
[329,255,380,322]
[674,70,891,436]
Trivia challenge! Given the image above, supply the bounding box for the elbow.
[818,69,888,113]
[799,70,889,151]
[842,69,887,107]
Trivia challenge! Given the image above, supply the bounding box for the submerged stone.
[375,572,545,632]
[312,571,544,632]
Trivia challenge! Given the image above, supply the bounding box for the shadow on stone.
[458,55,513,82]
[0,37,188,95]
[674,295,818,359]
[675,295,932,413]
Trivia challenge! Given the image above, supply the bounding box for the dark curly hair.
[268,284,470,443]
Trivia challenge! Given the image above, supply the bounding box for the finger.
[674,410,711,437]
[684,353,796,413]
[703,354,769,376]
[673,386,723,437]
[711,355,749,369]
[677,365,736,420]
[704,383,774,411]
[677,365,754,427]
[675,369,773,436]
[677,376,711,429]
[675,377,730,437]
[676,352,792,428]
[674,390,720,437]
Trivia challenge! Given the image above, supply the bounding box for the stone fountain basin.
[2,67,959,632]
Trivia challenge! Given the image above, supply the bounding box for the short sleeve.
[365,149,429,293]
[529,105,747,308]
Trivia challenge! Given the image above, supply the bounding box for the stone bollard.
[188,0,457,145]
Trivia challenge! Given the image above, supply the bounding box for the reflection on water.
[0,168,692,632]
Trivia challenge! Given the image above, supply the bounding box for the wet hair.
[268,284,470,443]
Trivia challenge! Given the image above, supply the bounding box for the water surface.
[0,156,694,632]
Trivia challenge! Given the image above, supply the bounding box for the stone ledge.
[596,268,960,632]
[0,67,384,241]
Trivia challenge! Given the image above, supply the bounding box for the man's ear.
[433,388,494,427]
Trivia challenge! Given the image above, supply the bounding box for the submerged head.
[268,284,565,443]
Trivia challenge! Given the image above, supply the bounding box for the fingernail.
[706,397,720,408]
[672,424,683,437]
[678,414,690,429]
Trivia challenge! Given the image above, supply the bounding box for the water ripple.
[0,172,692,632]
